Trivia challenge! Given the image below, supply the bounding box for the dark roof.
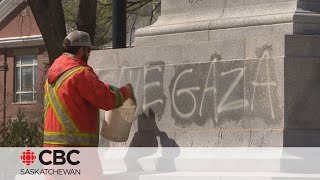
[0,0,27,30]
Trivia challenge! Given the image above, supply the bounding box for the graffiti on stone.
[170,63,209,126]
[251,46,276,119]
[245,45,282,125]
[115,62,166,121]
[98,46,281,128]
[215,60,248,125]
[143,61,167,121]
[169,54,250,127]
[199,54,219,125]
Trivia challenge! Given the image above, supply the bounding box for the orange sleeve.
[74,68,128,111]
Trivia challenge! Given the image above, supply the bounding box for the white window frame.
[15,55,38,103]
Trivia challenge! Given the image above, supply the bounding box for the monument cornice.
[136,0,320,38]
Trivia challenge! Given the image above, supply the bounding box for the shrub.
[0,108,43,147]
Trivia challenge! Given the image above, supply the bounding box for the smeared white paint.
[199,61,216,118]
[250,48,276,119]
[129,69,142,95]
[143,66,164,110]
[172,69,201,119]
[117,68,125,87]
[217,68,249,114]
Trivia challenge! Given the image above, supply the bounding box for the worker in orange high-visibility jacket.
[43,30,132,147]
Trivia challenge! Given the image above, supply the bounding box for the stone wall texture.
[90,0,320,147]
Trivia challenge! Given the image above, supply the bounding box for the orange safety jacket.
[43,53,129,147]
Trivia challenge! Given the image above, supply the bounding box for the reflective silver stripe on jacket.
[44,66,99,146]
[44,134,98,146]
[45,66,86,133]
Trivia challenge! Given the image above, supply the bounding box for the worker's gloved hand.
[119,83,133,101]
[108,84,119,92]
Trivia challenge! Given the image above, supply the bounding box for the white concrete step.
[14,148,320,180]
[99,148,320,173]
[16,172,320,180]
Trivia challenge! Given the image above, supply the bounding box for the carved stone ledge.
[135,0,320,45]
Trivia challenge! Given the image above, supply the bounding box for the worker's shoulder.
[72,66,98,78]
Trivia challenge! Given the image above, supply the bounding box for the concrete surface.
[90,0,320,147]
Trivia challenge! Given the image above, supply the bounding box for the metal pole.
[3,48,7,128]
[112,0,127,49]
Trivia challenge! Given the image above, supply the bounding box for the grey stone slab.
[210,23,293,41]
[90,36,298,148]
[154,63,217,131]
[137,0,297,38]
[249,130,283,147]
[284,57,320,130]
[128,38,244,66]
[92,37,261,70]
[161,0,224,15]
[135,30,209,47]
[95,63,213,133]
[175,130,251,147]
[156,65,179,130]
[162,0,296,16]
[244,57,284,129]
[118,44,185,67]
[285,35,320,57]
[215,130,251,147]
[182,41,222,64]
[223,1,296,19]
[214,60,245,128]
[169,62,215,127]
[174,130,220,147]
[245,36,285,60]
[136,0,320,45]
[94,58,286,138]
[221,39,245,61]
[82,1,320,149]
[183,38,246,63]
[226,0,294,8]
[126,64,172,133]
[89,49,120,69]
[140,62,167,121]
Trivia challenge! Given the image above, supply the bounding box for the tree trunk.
[28,0,66,64]
[77,0,97,46]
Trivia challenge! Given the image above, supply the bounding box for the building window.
[15,55,37,103]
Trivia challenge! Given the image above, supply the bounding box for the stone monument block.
[91,0,320,147]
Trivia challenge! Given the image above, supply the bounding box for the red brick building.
[0,0,48,122]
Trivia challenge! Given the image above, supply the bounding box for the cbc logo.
[20,150,36,166]
[20,150,80,166]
